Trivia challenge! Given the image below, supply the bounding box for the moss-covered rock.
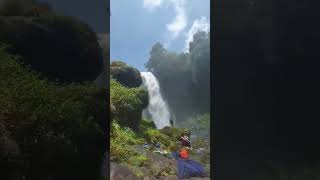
[110,79,148,130]
[0,14,102,82]
[110,61,142,88]
[0,46,106,180]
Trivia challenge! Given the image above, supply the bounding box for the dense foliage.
[110,79,148,130]
[138,118,156,133]
[110,121,146,164]
[145,31,210,124]
[110,75,191,177]
[0,0,103,82]
[110,120,183,178]
[110,61,143,88]
[159,126,190,141]
[0,1,108,179]
[0,46,106,180]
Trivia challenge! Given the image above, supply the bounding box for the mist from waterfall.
[141,72,170,129]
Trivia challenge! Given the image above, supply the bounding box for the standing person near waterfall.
[170,117,174,127]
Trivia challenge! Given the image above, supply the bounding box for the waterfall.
[141,72,170,129]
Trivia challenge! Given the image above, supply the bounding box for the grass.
[110,121,151,177]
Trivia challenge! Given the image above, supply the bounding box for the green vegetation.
[109,35,211,178]
[144,129,172,148]
[160,126,191,141]
[110,123,151,178]
[0,1,108,179]
[110,120,180,178]
[110,79,148,130]
[110,78,185,177]
[138,118,156,132]
[110,121,145,163]
[0,46,106,180]
[145,31,210,123]
[110,122,143,177]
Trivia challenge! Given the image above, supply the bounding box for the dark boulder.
[0,15,102,82]
[110,61,142,88]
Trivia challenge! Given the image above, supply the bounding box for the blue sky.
[111,0,210,71]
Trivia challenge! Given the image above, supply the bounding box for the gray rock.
[110,162,139,180]
[195,148,206,155]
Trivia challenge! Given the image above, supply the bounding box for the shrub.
[110,121,150,177]
[138,118,156,133]
[144,129,172,148]
[110,79,148,129]
[110,121,144,162]
[0,46,106,180]
[160,126,190,141]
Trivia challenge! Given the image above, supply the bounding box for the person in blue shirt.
[143,142,149,149]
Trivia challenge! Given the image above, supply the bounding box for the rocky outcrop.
[110,162,139,180]
[0,16,102,82]
[110,61,142,88]
[131,145,211,179]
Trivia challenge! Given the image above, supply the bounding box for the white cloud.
[166,0,187,38]
[143,0,163,11]
[143,0,187,40]
[183,17,210,52]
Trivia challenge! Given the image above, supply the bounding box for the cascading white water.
[141,72,170,129]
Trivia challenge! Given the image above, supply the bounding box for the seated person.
[180,134,192,148]
[143,142,149,149]
[174,147,206,179]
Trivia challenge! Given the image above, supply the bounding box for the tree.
[144,31,211,123]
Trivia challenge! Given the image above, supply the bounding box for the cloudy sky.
[111,0,210,71]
